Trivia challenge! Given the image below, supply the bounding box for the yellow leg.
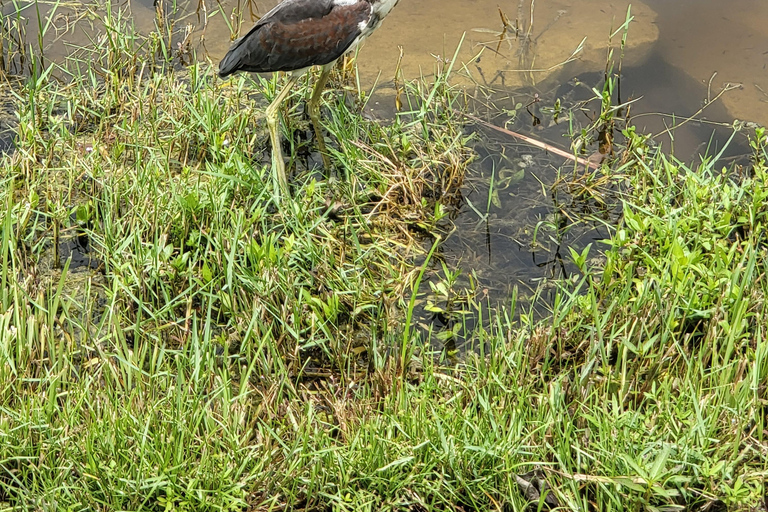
[308,63,334,171]
[265,74,300,201]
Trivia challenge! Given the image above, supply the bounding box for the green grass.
[1,4,768,511]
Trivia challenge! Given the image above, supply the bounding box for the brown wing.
[219,0,371,77]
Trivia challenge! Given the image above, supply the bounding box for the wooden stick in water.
[460,111,600,170]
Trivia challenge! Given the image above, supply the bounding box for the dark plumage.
[219,0,371,76]
[218,0,400,203]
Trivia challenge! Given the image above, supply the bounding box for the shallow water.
[13,0,767,128]
[5,0,767,337]
[196,0,768,130]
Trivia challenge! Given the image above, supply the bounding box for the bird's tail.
[218,47,242,78]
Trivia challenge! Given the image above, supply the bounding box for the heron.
[218,0,401,201]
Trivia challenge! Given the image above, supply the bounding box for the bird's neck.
[369,0,400,17]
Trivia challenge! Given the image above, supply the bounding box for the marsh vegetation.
[0,0,766,510]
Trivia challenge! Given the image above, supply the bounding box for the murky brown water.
[5,0,768,342]
[12,0,767,127]
[10,0,765,154]
[200,0,768,128]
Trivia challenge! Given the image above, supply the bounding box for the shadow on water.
[412,121,617,354]
[557,51,753,162]
[413,51,754,355]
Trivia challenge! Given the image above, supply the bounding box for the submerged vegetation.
[0,1,767,511]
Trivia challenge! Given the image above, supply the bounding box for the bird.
[218,0,401,201]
